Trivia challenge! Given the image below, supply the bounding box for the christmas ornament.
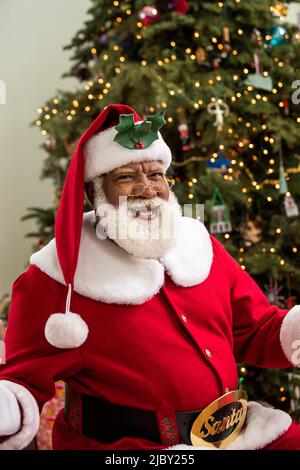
[244,53,273,91]
[292,31,300,44]
[98,33,109,44]
[270,2,288,17]
[283,194,299,218]
[283,98,289,115]
[43,135,56,152]
[268,25,289,46]
[207,153,232,173]
[236,139,250,153]
[285,296,297,310]
[223,27,231,52]
[195,47,206,64]
[168,0,189,14]
[252,28,263,46]
[240,216,262,246]
[279,159,288,194]
[210,187,232,234]
[75,67,90,82]
[223,26,230,43]
[207,101,229,132]
[245,74,273,91]
[211,57,221,69]
[278,141,299,217]
[264,278,285,308]
[177,122,190,152]
[138,6,160,26]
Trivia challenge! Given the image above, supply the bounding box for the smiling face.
[102,161,170,207]
[84,160,181,260]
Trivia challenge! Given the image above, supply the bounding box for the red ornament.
[211,58,221,70]
[285,296,297,310]
[138,6,160,27]
[178,123,190,152]
[283,99,289,116]
[236,138,250,153]
[174,0,189,15]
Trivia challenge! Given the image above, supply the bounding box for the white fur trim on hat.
[84,125,172,181]
[280,305,300,366]
[0,380,40,450]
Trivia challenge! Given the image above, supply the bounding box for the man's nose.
[140,184,157,198]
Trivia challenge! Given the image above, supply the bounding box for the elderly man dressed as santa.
[1,104,300,451]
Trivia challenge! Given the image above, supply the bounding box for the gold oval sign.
[190,390,247,449]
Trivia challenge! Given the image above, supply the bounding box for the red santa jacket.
[0,212,298,450]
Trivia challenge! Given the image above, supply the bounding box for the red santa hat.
[45,104,172,349]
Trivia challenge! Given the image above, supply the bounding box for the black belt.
[80,393,201,445]
[64,384,221,445]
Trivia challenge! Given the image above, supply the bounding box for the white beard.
[93,178,182,260]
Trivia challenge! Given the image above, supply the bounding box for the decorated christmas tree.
[26,0,300,416]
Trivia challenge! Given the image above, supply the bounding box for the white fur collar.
[30,211,213,305]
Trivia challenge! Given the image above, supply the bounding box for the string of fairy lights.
[34,0,300,272]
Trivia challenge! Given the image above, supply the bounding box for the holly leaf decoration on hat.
[114,110,166,149]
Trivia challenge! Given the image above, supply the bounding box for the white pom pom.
[45,312,89,349]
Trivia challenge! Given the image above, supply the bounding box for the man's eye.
[149,172,163,178]
[117,175,134,181]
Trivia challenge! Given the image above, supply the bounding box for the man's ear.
[84,180,95,207]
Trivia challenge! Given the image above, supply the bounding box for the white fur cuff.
[280,305,300,367]
[227,401,292,450]
[0,380,40,450]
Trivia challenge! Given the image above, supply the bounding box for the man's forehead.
[111,161,163,173]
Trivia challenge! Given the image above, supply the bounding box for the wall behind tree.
[0,0,90,294]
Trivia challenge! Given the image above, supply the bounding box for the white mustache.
[125,196,163,208]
